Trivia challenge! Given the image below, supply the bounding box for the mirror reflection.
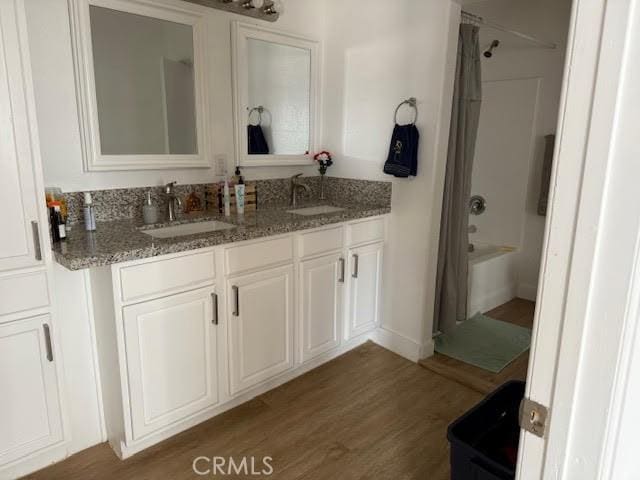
[246,38,311,155]
[89,6,197,155]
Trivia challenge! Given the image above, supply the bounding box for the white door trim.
[517,0,639,478]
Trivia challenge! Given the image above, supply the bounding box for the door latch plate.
[519,397,548,438]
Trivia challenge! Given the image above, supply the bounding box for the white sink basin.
[287,205,345,216]
[142,220,236,239]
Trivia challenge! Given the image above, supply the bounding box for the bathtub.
[467,244,518,315]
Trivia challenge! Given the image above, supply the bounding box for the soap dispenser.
[143,190,158,225]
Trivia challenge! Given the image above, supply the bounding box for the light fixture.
[182,0,280,21]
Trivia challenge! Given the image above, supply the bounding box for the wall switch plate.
[214,154,228,177]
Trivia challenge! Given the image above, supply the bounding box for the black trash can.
[447,380,525,480]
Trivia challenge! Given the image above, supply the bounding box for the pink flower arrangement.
[313,151,333,175]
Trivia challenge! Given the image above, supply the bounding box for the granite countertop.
[53,201,391,270]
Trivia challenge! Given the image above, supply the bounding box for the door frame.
[516,0,639,477]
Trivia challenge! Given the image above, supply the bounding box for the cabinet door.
[347,243,383,338]
[0,0,44,272]
[123,286,219,440]
[227,265,294,395]
[0,315,63,465]
[300,254,343,362]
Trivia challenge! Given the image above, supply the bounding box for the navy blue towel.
[383,124,419,177]
[248,125,269,154]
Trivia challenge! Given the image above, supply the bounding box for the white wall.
[469,77,540,250]
[322,0,459,356]
[25,0,325,192]
[465,0,572,300]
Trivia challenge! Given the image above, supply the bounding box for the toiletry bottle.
[83,192,97,231]
[49,202,65,242]
[235,183,245,215]
[223,178,231,217]
[49,203,60,242]
[143,190,158,224]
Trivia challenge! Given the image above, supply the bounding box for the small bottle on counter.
[49,202,66,242]
[143,190,158,224]
[83,192,97,231]
[223,178,231,217]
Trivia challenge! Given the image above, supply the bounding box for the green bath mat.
[434,313,532,373]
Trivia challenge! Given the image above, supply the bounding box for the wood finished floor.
[420,298,535,394]
[26,342,483,480]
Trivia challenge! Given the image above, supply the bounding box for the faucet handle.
[291,173,303,184]
[165,181,177,194]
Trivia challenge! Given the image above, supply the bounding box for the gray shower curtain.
[433,24,482,334]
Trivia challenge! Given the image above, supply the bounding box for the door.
[0,315,63,465]
[299,253,344,363]
[0,0,44,272]
[347,243,383,338]
[227,265,294,395]
[123,286,219,440]
[515,0,635,478]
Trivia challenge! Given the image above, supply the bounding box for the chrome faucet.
[165,181,182,222]
[290,173,311,207]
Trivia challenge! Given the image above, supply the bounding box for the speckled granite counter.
[53,201,390,270]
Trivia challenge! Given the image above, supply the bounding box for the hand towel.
[248,125,269,155]
[383,124,419,177]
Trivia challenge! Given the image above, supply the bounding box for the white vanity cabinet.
[299,253,344,362]
[297,226,346,363]
[93,216,387,459]
[227,265,294,394]
[0,315,64,467]
[347,243,384,338]
[122,286,220,440]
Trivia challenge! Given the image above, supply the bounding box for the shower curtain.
[433,23,482,334]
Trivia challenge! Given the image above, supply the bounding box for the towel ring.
[394,98,418,125]
[248,106,264,126]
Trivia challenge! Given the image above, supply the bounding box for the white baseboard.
[370,327,424,362]
[0,442,68,480]
[517,283,538,301]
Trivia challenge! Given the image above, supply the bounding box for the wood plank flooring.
[26,342,483,480]
[419,298,535,394]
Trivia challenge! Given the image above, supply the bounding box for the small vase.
[320,174,326,200]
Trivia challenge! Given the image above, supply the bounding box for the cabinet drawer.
[119,251,215,303]
[347,217,385,246]
[0,271,49,318]
[298,226,344,259]
[225,236,293,276]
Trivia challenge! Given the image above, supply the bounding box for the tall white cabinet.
[0,0,66,477]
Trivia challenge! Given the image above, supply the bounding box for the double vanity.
[53,181,390,458]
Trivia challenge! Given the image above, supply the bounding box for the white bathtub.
[467,244,518,315]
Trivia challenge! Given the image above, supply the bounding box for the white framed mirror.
[69,0,210,171]
[232,22,320,167]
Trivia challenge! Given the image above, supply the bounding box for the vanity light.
[181,0,281,21]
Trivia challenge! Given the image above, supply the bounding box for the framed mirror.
[69,0,210,171]
[232,22,320,167]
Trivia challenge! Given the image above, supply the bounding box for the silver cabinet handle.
[211,292,218,325]
[43,324,53,362]
[31,221,42,261]
[352,254,359,279]
[339,258,345,283]
[232,285,239,317]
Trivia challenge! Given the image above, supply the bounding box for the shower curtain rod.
[461,10,557,50]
